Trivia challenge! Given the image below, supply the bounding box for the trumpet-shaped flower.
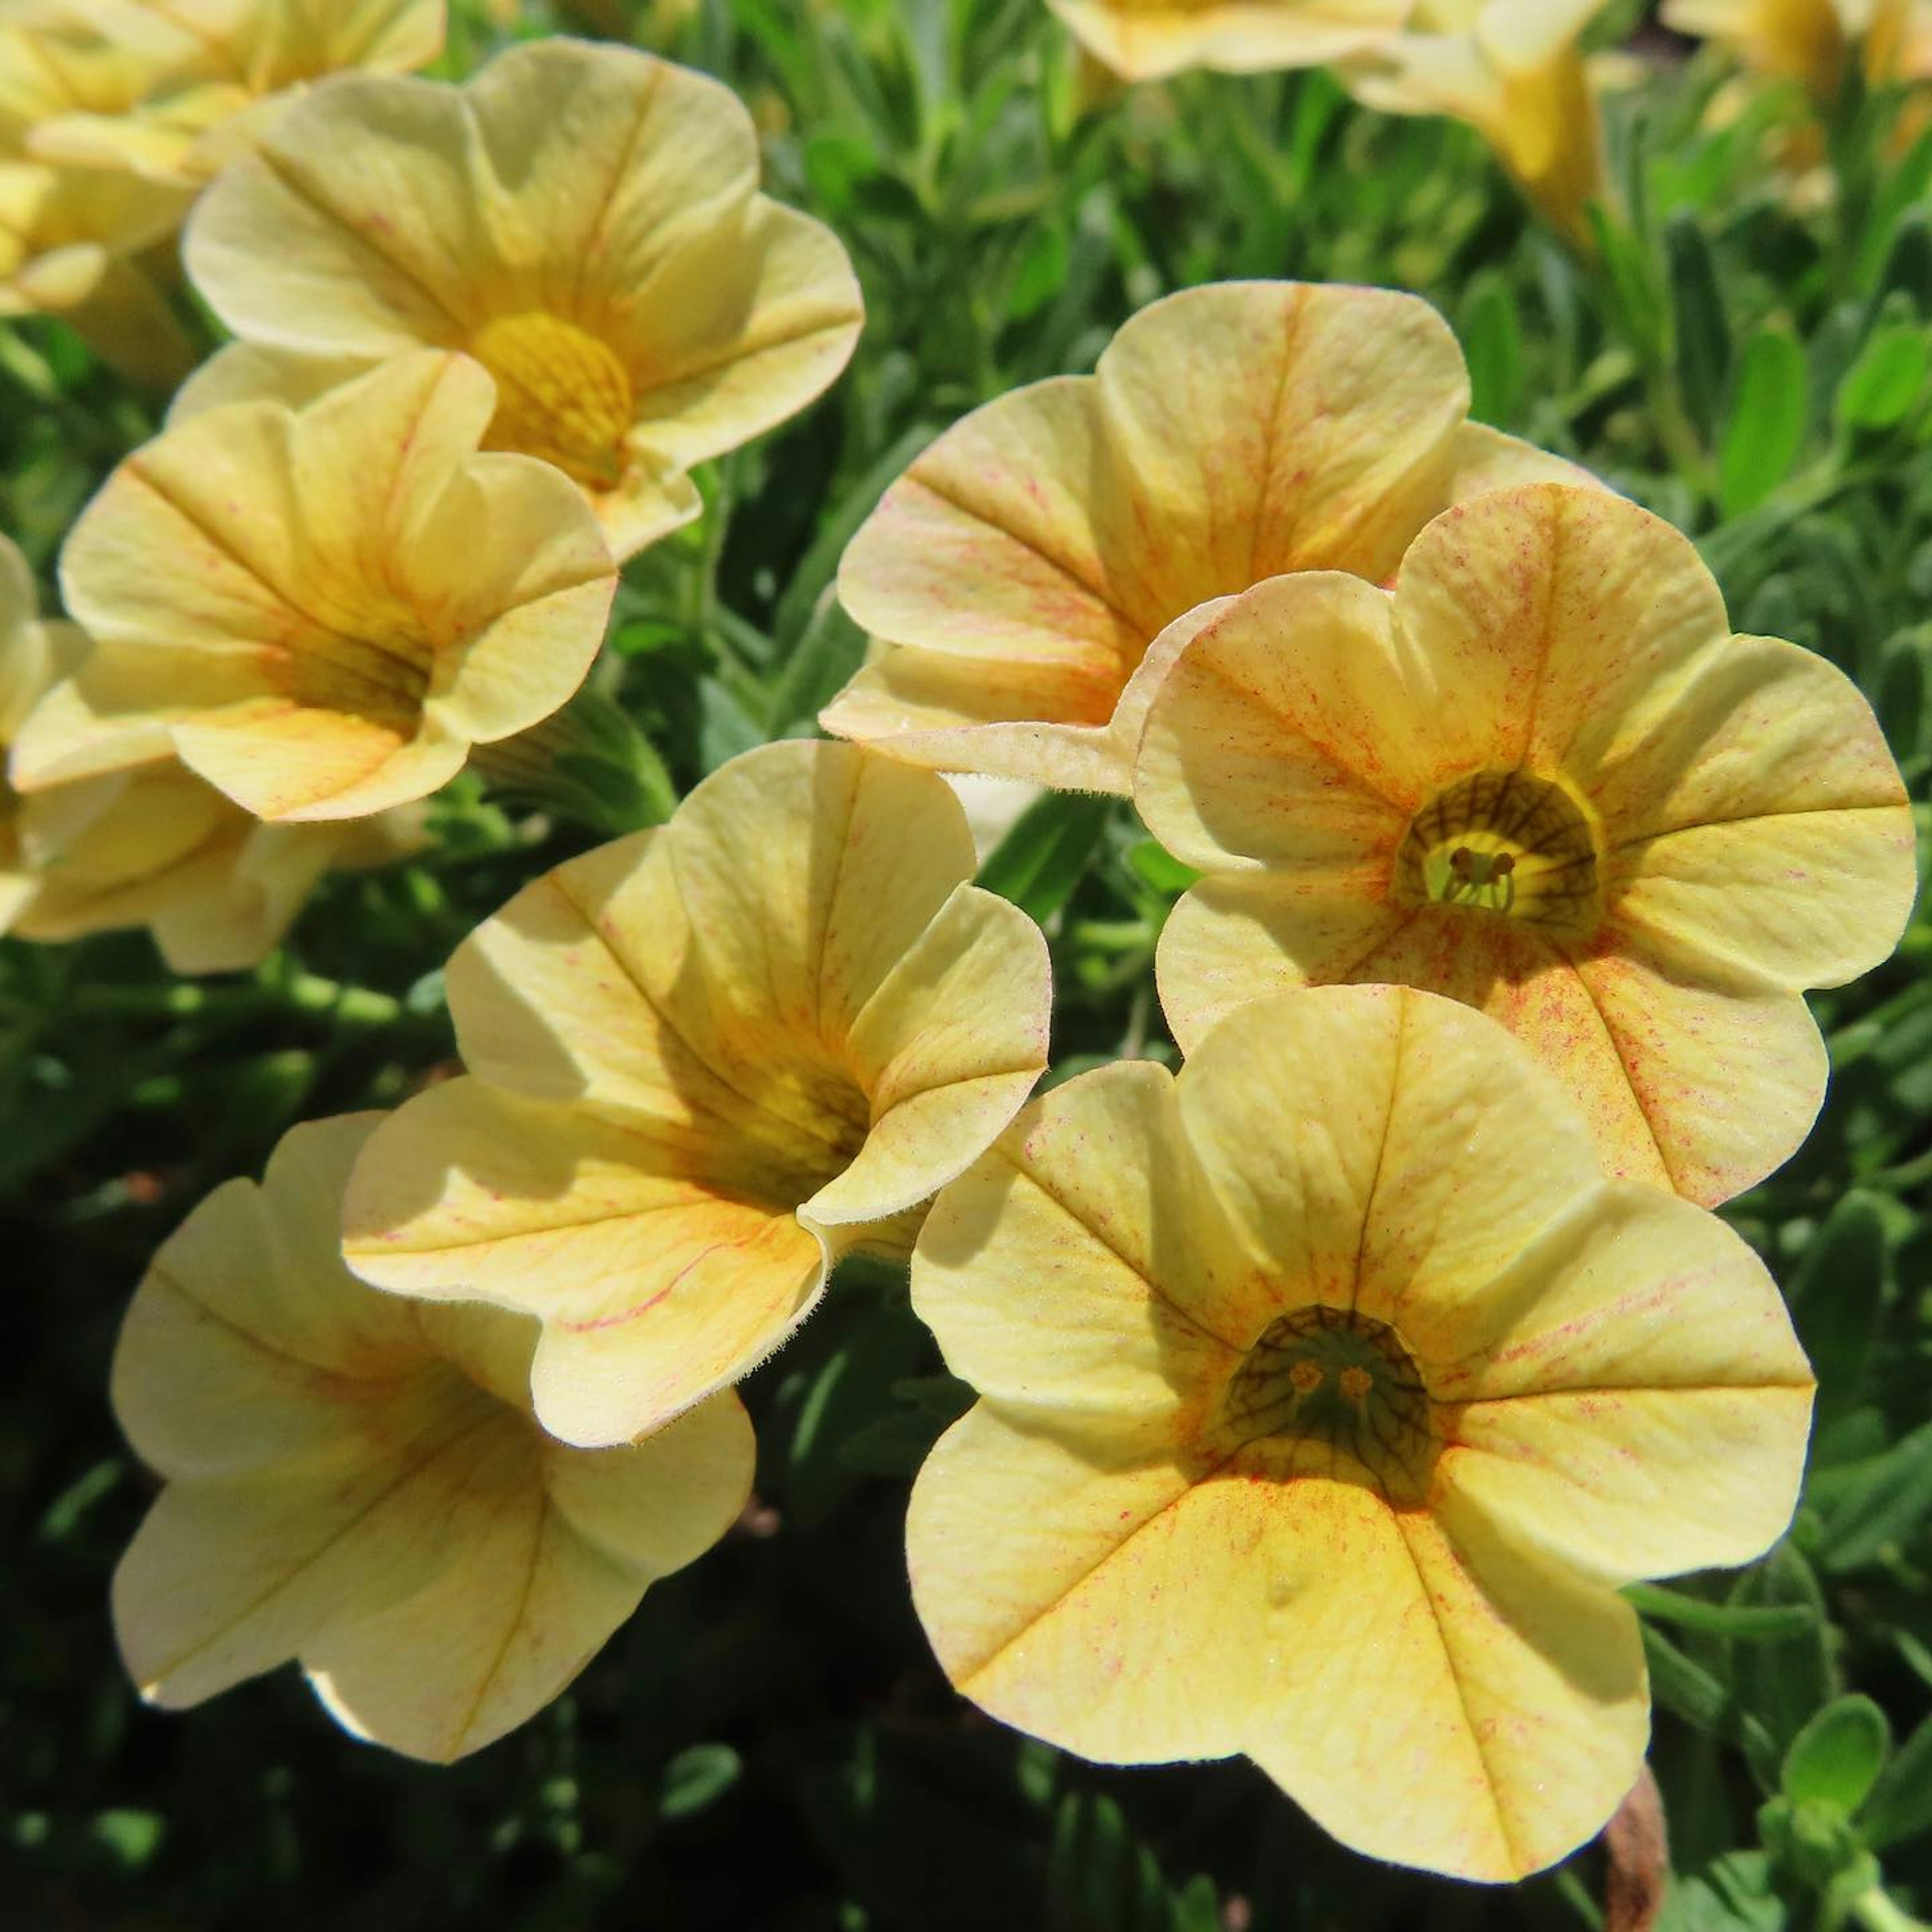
[1,529,413,969]
[1043,0,1409,82]
[1135,484,1917,1205]
[23,1,446,185]
[9,349,617,823]
[1664,0,1932,102]
[113,1112,754,1762]
[822,280,1594,795]
[1342,0,1613,246]
[907,985,1813,1882]
[181,37,863,559]
[343,741,1053,1450]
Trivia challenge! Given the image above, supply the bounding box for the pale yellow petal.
[1248,1492,1647,1882]
[838,375,1148,673]
[1444,421,1604,498]
[1131,571,1423,871]
[1564,941,1829,1203]
[1048,0,1410,80]
[819,644,1128,791]
[167,341,376,424]
[807,882,1050,1228]
[341,1077,827,1448]
[615,195,862,470]
[1173,987,1607,1362]
[906,1409,1252,1759]
[1094,280,1470,596]
[663,740,978,1047]
[911,1060,1245,1438]
[303,1390,753,1762]
[1391,485,1734,784]
[1431,1184,1812,1582]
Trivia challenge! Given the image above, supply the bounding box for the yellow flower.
[112,1112,753,1763]
[1135,483,1917,1205]
[10,349,617,822]
[0,154,195,384]
[1341,0,1613,246]
[1664,0,1932,98]
[907,985,1814,1882]
[1043,0,1409,83]
[180,36,864,560]
[822,280,1595,795]
[16,1,445,184]
[342,740,1053,1450]
[0,532,417,969]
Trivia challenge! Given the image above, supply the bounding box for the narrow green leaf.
[1460,271,1524,426]
[1861,1713,1932,1849]
[1788,1191,1891,1434]
[978,792,1112,923]
[1835,321,1931,430]
[1667,213,1731,440]
[1731,1545,1836,1767]
[1782,1697,1890,1816]
[1625,1581,1820,1643]
[1816,1418,1932,1572]
[660,1744,743,1821]
[1719,329,1808,518]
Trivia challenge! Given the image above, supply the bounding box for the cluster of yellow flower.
[0,15,1919,1892]
[1050,0,1932,241]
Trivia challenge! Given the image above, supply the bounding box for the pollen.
[469,311,635,492]
[1393,766,1602,937]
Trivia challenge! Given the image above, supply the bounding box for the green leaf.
[1835,321,1931,430]
[1125,839,1201,898]
[1719,329,1808,518]
[1668,213,1730,441]
[978,792,1112,923]
[1814,1418,1932,1572]
[1625,1581,1821,1643]
[1788,1191,1891,1435]
[1861,1712,1932,1849]
[661,1743,743,1821]
[1782,1697,1890,1816]
[1460,270,1523,426]
[1731,1545,1836,1770]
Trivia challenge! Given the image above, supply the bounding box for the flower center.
[1392,767,1601,936]
[468,311,634,492]
[1215,1305,1435,1504]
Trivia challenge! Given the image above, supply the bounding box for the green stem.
[74,972,404,1028]
[1849,1886,1932,1932]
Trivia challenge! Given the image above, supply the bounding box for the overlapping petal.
[1138,484,1917,1202]
[908,987,1812,1881]
[112,1113,754,1760]
[344,741,1052,1448]
[183,37,862,558]
[827,279,1595,791]
[10,349,616,822]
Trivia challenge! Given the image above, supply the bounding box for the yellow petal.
[1434,1184,1813,1582]
[1392,484,1734,784]
[1131,570,1422,871]
[303,1390,754,1763]
[906,1408,1248,1759]
[912,1060,1245,1439]
[1176,987,1611,1348]
[1245,1490,1646,1882]
[1046,0,1410,80]
[1595,634,1915,988]
[1444,420,1603,497]
[341,1076,826,1450]
[614,193,864,470]
[809,882,1051,1228]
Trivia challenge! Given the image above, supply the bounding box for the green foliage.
[4,0,1932,1927]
